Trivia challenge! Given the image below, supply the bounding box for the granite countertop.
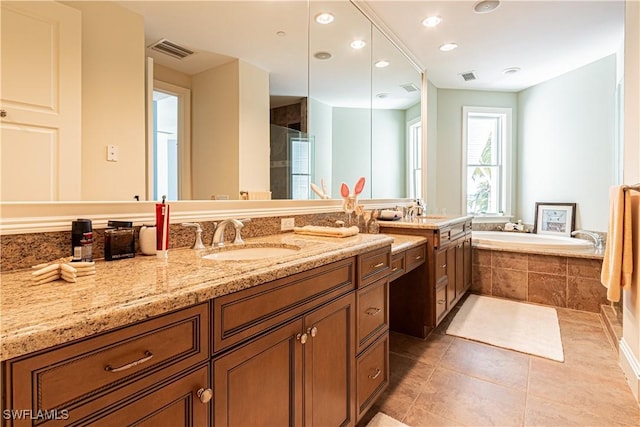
[387,233,428,252]
[377,214,473,230]
[0,232,393,361]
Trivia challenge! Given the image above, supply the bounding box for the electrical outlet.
[107,145,119,162]
[281,218,295,231]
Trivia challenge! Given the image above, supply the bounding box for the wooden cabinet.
[213,293,356,427]
[381,217,472,338]
[3,246,392,427]
[2,303,210,426]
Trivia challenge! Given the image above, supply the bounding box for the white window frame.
[407,117,422,200]
[461,106,512,218]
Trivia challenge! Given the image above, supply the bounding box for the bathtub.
[472,230,594,251]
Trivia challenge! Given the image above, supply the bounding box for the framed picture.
[533,202,576,237]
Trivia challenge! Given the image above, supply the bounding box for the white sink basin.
[202,246,300,261]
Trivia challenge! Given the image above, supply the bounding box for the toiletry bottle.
[81,231,93,262]
[72,219,92,261]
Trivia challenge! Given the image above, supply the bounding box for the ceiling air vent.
[460,71,477,81]
[149,39,194,60]
[400,83,420,93]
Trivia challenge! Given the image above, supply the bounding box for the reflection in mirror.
[308,0,373,199]
[0,0,422,202]
[371,26,422,199]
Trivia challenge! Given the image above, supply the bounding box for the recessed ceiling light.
[374,60,390,68]
[376,93,389,99]
[439,43,458,52]
[350,40,366,49]
[314,51,332,60]
[474,0,500,14]
[315,12,335,24]
[503,67,521,75]
[421,16,442,27]
[276,31,286,37]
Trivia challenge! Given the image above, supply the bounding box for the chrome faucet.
[212,219,249,247]
[181,222,205,250]
[571,230,605,251]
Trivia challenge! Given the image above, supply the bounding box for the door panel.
[0,1,81,200]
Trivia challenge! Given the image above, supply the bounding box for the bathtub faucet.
[571,230,605,251]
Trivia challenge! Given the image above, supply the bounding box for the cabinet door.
[304,293,356,427]
[214,319,304,427]
[83,364,210,427]
[463,237,472,291]
[446,245,456,307]
[456,240,465,297]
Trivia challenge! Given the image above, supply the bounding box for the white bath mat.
[446,294,564,362]
[366,412,409,427]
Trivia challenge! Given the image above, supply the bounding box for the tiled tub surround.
[0,232,398,361]
[472,247,606,312]
[0,211,354,272]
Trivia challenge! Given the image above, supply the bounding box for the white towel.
[601,185,634,302]
[293,225,359,238]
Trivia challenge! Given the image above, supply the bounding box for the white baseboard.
[619,337,640,402]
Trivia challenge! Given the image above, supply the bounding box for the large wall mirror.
[0,0,422,202]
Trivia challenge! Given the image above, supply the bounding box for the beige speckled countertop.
[387,233,428,252]
[1,232,394,361]
[377,214,473,230]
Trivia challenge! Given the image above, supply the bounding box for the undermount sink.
[202,245,300,261]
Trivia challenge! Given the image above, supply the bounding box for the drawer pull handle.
[307,326,318,337]
[368,368,382,380]
[415,255,422,260]
[440,264,447,269]
[437,299,445,304]
[197,387,213,404]
[371,262,385,269]
[105,351,153,373]
[296,332,308,344]
[391,266,399,272]
[365,307,381,316]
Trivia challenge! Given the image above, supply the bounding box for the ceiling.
[116,0,624,105]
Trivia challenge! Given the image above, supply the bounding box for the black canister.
[71,219,92,261]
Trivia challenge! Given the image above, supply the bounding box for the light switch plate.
[107,145,119,162]
[281,218,295,231]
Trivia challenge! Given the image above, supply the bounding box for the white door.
[0,1,81,201]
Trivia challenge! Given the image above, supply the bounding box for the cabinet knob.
[0,110,6,118]
[307,326,318,337]
[197,387,213,404]
[296,332,308,344]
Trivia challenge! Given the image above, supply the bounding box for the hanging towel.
[600,185,634,302]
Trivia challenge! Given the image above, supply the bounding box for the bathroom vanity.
[0,232,427,427]
[380,215,473,338]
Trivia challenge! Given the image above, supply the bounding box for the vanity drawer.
[356,333,389,421]
[389,252,406,281]
[405,244,426,272]
[356,277,389,353]
[213,257,355,353]
[435,284,448,324]
[358,246,391,287]
[5,303,209,418]
[435,248,448,286]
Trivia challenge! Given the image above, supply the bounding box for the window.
[408,118,422,199]
[462,107,512,215]
[290,136,313,200]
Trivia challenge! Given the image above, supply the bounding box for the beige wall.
[69,2,146,200]
[154,64,191,89]
[238,61,270,194]
[192,61,240,200]
[621,0,640,402]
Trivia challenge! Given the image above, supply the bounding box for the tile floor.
[359,298,640,427]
